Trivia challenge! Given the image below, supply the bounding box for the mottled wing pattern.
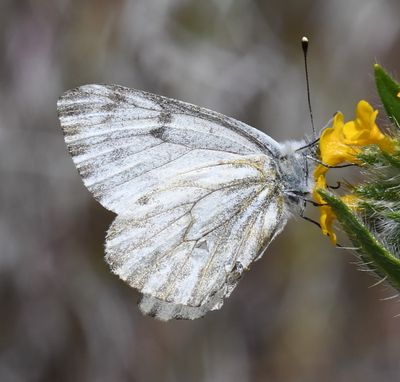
[58,84,287,320]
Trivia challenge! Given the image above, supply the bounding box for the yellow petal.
[343,100,395,152]
[356,100,376,131]
[319,112,359,166]
[319,205,337,245]
[313,176,326,205]
[313,164,329,204]
[314,163,328,179]
[312,173,337,244]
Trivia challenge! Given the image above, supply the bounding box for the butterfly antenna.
[302,36,316,140]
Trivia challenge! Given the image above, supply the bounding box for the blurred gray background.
[1,1,400,381]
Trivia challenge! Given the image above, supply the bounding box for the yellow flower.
[342,100,395,153]
[314,185,360,246]
[313,168,337,244]
[319,112,359,166]
[313,100,393,244]
[318,101,395,169]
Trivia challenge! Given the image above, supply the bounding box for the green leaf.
[318,189,400,291]
[374,64,400,128]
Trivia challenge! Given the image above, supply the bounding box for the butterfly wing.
[58,84,287,320]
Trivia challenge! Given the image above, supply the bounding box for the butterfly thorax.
[275,140,315,214]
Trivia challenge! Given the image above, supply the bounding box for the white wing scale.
[58,84,287,320]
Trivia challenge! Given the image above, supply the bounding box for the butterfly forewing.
[58,84,287,320]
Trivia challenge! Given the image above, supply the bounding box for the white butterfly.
[57,84,313,320]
